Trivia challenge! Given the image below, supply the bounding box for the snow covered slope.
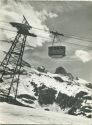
[0,102,92,124]
[0,67,92,118]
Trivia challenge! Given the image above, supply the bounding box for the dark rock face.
[30,80,92,118]
[68,91,92,117]
[17,94,36,100]
[30,81,57,105]
[56,92,77,109]
[55,67,67,75]
[0,94,33,108]
[67,73,74,81]
[75,91,87,98]
[54,76,64,82]
[38,88,57,105]
[37,66,47,73]
[30,81,39,96]
[86,83,92,89]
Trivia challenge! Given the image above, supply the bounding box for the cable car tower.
[0,16,37,99]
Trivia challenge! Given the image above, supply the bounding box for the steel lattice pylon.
[0,16,36,99]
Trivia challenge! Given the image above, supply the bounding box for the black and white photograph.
[0,0,92,124]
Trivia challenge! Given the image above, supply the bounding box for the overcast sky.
[0,0,92,82]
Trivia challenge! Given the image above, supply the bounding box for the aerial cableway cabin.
[48,46,66,58]
[48,31,66,58]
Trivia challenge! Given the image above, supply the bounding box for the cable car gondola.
[48,31,66,58]
[48,45,66,58]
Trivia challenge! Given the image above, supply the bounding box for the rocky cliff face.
[0,67,92,118]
